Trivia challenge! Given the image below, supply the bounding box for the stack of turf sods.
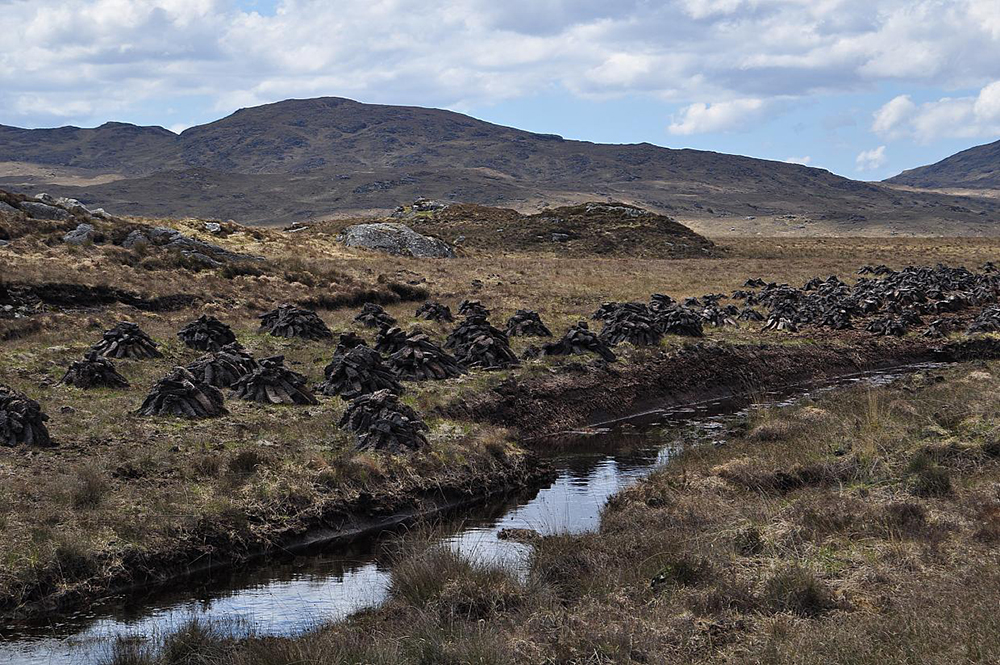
[258,304,333,340]
[656,305,705,337]
[541,322,616,362]
[354,303,396,329]
[968,306,1000,334]
[317,345,403,399]
[92,321,162,359]
[388,331,467,380]
[738,306,764,322]
[60,351,130,389]
[231,355,317,405]
[648,293,676,313]
[866,316,908,337]
[505,309,552,337]
[137,367,227,418]
[446,313,519,369]
[598,304,663,347]
[700,305,737,328]
[334,331,368,355]
[0,384,53,446]
[922,319,950,338]
[458,299,489,317]
[375,326,416,355]
[415,301,454,322]
[338,389,429,453]
[177,314,237,351]
[186,343,258,388]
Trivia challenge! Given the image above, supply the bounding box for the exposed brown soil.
[445,336,1000,440]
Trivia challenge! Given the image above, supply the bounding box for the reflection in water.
[0,363,941,664]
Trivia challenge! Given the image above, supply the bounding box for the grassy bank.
[104,359,1000,664]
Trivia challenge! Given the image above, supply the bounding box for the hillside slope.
[886,138,1000,191]
[2,97,999,232]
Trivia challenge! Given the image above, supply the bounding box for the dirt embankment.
[444,337,1000,439]
[7,449,548,620]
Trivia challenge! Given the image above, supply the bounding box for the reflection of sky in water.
[0,362,941,664]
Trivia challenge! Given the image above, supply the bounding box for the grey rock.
[21,201,71,221]
[338,222,455,258]
[122,229,150,249]
[148,226,182,243]
[34,193,58,205]
[54,197,88,214]
[0,240,10,247]
[90,208,113,220]
[63,223,97,245]
[204,222,222,233]
[0,201,19,216]
[551,233,570,242]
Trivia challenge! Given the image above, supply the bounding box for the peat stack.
[177,314,237,351]
[458,299,489,317]
[92,322,162,359]
[542,322,617,362]
[60,351,130,389]
[923,319,950,338]
[388,333,467,380]
[375,326,415,355]
[968,306,1000,334]
[258,304,333,340]
[738,307,765,322]
[649,294,676,313]
[415,301,454,322]
[446,314,509,354]
[317,345,403,399]
[186,343,258,388]
[657,306,705,337]
[457,332,520,369]
[701,306,737,328]
[231,355,318,405]
[506,310,552,337]
[335,331,369,355]
[599,313,663,347]
[338,389,429,453]
[355,303,397,329]
[0,384,53,447]
[137,367,227,418]
[866,316,907,337]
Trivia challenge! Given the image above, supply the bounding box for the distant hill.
[885,139,1000,191]
[2,96,999,233]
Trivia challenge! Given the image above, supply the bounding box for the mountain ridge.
[1,96,998,233]
[885,138,1000,191]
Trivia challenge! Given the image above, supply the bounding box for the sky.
[2,0,999,181]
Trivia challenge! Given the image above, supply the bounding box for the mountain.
[2,96,999,233]
[885,139,1000,191]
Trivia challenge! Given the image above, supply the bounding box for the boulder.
[21,201,71,221]
[63,223,97,245]
[338,222,455,258]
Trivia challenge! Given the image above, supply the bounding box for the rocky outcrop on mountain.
[337,222,455,258]
[121,225,259,267]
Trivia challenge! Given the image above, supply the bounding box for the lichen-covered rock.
[317,345,403,399]
[506,310,552,337]
[542,322,617,362]
[137,367,227,418]
[177,314,237,351]
[415,301,454,322]
[338,389,429,453]
[186,343,258,388]
[60,351,130,389]
[63,223,97,245]
[338,222,455,258]
[0,384,53,447]
[354,302,396,329]
[231,355,318,405]
[92,322,162,359]
[258,304,333,340]
[387,333,467,380]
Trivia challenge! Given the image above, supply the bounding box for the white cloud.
[856,145,887,171]
[1,0,1000,134]
[872,81,1000,142]
[784,156,812,165]
[668,98,767,135]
